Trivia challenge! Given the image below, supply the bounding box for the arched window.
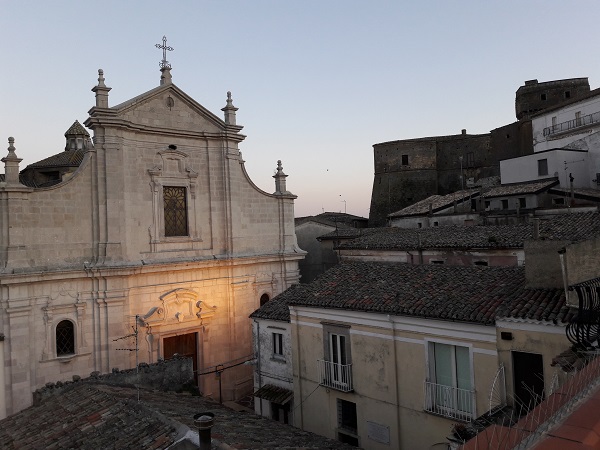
[56,320,75,356]
[260,294,270,306]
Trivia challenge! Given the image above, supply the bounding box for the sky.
[2,1,600,218]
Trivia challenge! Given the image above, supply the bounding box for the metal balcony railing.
[317,359,353,392]
[543,111,600,137]
[424,381,475,421]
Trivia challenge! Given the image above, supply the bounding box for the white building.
[501,88,600,190]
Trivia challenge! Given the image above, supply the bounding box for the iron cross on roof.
[155,36,174,69]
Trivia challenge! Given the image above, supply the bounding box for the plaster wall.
[295,222,336,283]
[533,95,600,152]
[501,149,588,187]
[252,318,294,423]
[390,212,481,228]
[291,307,500,450]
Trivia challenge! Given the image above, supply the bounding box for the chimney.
[461,129,466,135]
[194,412,215,450]
[533,218,540,240]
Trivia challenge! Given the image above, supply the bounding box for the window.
[260,294,270,306]
[541,93,547,101]
[484,201,490,210]
[466,152,474,168]
[319,325,352,391]
[430,260,444,265]
[56,320,75,356]
[402,154,409,166]
[433,221,439,227]
[337,399,358,446]
[537,159,548,177]
[553,197,565,206]
[163,186,188,237]
[575,111,582,127]
[565,90,571,99]
[272,333,284,358]
[518,197,526,208]
[501,199,509,210]
[474,260,488,267]
[425,342,474,421]
[417,223,423,229]
[551,116,557,133]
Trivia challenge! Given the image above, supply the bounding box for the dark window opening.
[273,332,284,356]
[501,199,509,209]
[518,197,526,208]
[401,154,409,166]
[466,152,474,168]
[484,201,490,210]
[471,199,477,211]
[541,93,547,101]
[474,261,488,266]
[431,260,444,265]
[260,293,270,306]
[338,399,357,434]
[164,186,188,237]
[433,222,439,227]
[506,134,510,139]
[537,159,548,177]
[56,320,75,356]
[565,91,571,99]
[553,197,565,205]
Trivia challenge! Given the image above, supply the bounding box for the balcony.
[424,381,475,421]
[317,359,353,392]
[543,111,600,137]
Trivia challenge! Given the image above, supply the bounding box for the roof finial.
[97,69,106,87]
[7,137,16,157]
[222,91,239,125]
[155,35,174,69]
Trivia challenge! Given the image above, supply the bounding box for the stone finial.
[2,137,23,185]
[273,160,289,194]
[92,69,111,108]
[97,69,106,87]
[221,91,238,125]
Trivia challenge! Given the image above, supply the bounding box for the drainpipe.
[387,315,401,449]
[253,319,263,417]
[0,334,5,420]
[292,306,304,430]
[533,218,540,240]
[194,412,215,450]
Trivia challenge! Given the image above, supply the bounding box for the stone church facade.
[0,64,303,417]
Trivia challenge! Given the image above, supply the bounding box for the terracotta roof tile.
[389,190,480,218]
[252,262,574,325]
[24,149,85,169]
[482,178,559,198]
[337,212,600,250]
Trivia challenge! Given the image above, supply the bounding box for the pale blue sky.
[2,1,599,217]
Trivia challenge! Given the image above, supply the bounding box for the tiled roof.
[295,212,367,228]
[549,187,600,201]
[254,262,574,325]
[337,212,600,250]
[250,283,310,322]
[0,383,352,449]
[482,178,559,198]
[64,120,90,137]
[389,190,480,218]
[0,384,178,449]
[24,149,85,169]
[337,224,531,250]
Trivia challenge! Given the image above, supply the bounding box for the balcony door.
[330,333,348,385]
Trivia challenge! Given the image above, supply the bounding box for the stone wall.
[33,356,195,406]
[515,78,590,120]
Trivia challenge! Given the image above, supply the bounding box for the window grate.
[56,320,75,356]
[164,186,188,237]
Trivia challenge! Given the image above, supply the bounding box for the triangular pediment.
[113,84,227,134]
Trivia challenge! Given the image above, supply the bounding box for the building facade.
[0,65,303,417]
